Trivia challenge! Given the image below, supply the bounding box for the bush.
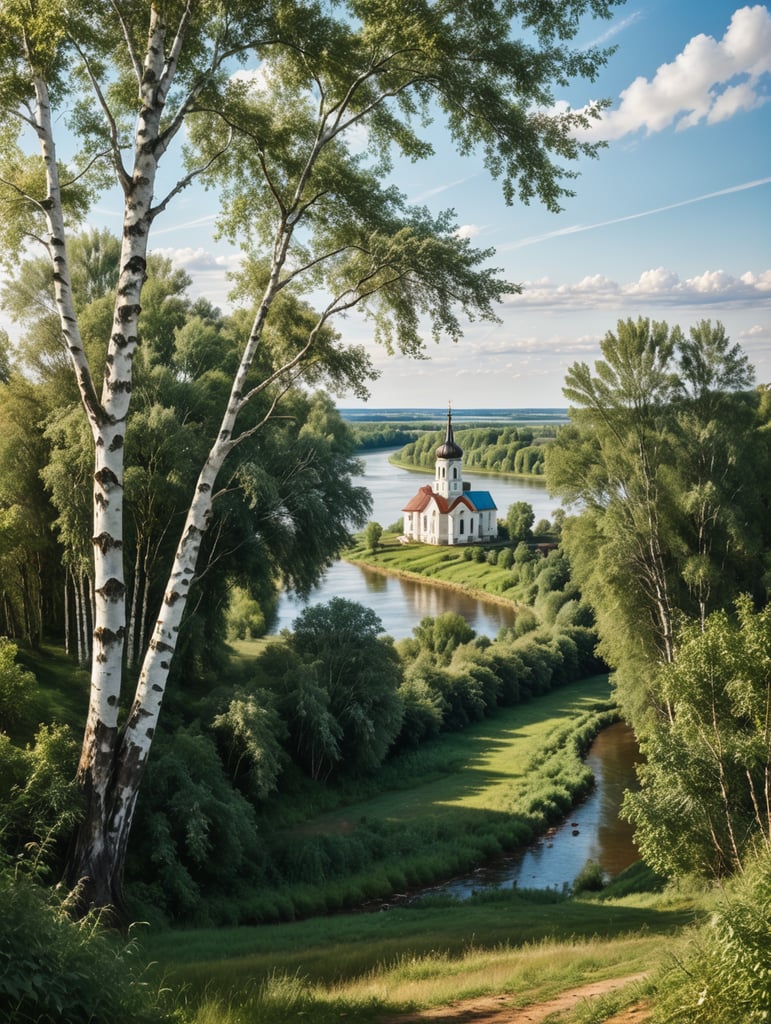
[572,859,605,894]
[653,851,771,1023]
[0,638,39,734]
[0,870,171,1023]
[498,547,514,570]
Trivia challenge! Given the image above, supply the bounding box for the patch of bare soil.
[386,972,651,1024]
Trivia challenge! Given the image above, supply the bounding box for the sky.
[5,2,771,409]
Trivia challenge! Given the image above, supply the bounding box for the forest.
[392,423,556,475]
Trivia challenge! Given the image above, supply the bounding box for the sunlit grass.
[164,913,686,1024]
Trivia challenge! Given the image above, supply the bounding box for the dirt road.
[387,972,652,1023]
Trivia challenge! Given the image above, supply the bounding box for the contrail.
[500,177,771,251]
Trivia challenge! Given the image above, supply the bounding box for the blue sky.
[6,2,770,409]
[158,2,771,408]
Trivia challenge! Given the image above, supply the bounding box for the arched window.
[452,467,458,479]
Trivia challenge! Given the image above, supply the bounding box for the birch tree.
[0,0,619,915]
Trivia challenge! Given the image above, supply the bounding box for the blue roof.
[464,491,497,511]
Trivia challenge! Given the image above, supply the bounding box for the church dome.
[436,409,463,459]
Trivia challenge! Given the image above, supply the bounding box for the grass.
[208,676,621,922]
[16,641,91,738]
[282,675,613,832]
[142,876,701,1023]
[345,534,525,604]
[138,675,701,1023]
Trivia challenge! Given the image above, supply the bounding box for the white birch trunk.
[45,11,181,911]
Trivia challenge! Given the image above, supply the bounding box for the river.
[272,449,558,638]
[422,722,641,897]
[272,449,641,888]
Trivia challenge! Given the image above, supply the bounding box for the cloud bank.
[581,5,771,141]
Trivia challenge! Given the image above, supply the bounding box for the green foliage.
[507,501,535,543]
[623,597,771,879]
[213,689,287,799]
[393,424,556,476]
[127,728,262,926]
[226,586,267,640]
[549,317,764,727]
[413,612,476,663]
[0,638,39,733]
[653,851,771,1024]
[365,520,383,552]
[0,723,81,876]
[572,859,606,894]
[0,869,171,1023]
[281,599,404,777]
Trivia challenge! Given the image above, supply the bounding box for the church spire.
[435,403,463,460]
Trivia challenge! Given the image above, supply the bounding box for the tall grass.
[0,869,172,1023]
[154,880,698,1024]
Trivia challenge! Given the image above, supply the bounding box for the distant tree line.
[395,424,557,475]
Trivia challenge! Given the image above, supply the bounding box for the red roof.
[402,485,480,514]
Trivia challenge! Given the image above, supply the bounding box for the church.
[402,409,498,545]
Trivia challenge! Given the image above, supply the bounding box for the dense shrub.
[0,638,39,734]
[0,724,81,874]
[0,869,171,1023]
[653,851,771,1023]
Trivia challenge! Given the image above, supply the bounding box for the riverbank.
[343,532,537,610]
[344,548,523,611]
[387,453,549,482]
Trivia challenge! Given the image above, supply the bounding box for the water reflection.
[273,449,553,639]
[426,723,641,898]
[273,560,517,639]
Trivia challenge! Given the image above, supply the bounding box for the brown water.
[421,722,641,898]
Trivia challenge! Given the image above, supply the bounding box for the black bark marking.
[117,303,141,321]
[94,625,125,645]
[150,639,174,654]
[107,694,117,706]
[123,255,147,275]
[93,532,123,553]
[151,684,163,692]
[109,434,124,451]
[94,467,121,489]
[95,578,126,601]
[198,482,211,492]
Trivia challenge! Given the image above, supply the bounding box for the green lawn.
[344,535,525,602]
[284,674,613,836]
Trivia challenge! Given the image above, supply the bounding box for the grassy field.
[344,533,526,604]
[170,675,621,923]
[138,672,706,1024]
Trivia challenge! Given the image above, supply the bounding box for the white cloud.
[578,5,771,141]
[152,246,240,273]
[504,266,771,309]
[456,224,482,239]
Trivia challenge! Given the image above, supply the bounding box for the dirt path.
[386,973,652,1024]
